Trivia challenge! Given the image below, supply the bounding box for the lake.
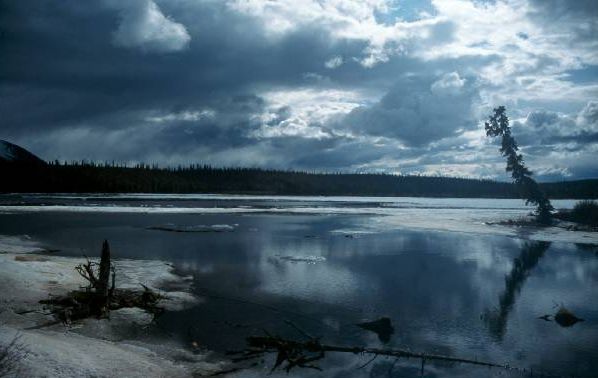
[0,194,596,377]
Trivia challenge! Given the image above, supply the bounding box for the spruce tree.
[485,106,553,224]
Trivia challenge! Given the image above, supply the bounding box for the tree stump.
[98,240,111,298]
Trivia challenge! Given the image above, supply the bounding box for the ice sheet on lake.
[0,193,579,208]
[0,196,595,244]
[148,223,237,232]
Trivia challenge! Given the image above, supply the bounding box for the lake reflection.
[0,210,596,377]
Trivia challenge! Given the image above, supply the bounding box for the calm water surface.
[0,195,596,377]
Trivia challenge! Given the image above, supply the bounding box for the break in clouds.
[1,0,597,179]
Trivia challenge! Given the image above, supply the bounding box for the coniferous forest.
[1,159,597,198]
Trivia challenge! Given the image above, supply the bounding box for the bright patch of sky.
[375,0,436,23]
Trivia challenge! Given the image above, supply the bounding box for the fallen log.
[246,335,503,371]
[227,333,576,377]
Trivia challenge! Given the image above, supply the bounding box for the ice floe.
[148,223,237,233]
[275,255,327,264]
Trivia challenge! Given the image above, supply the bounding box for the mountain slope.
[0,140,45,165]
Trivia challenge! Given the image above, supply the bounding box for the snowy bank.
[0,235,223,377]
[371,210,598,244]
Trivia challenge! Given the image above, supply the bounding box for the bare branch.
[74,257,99,289]
[242,335,571,377]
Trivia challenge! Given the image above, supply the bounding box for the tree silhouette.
[485,106,553,224]
[2,156,597,198]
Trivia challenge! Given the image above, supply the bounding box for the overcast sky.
[1,0,597,180]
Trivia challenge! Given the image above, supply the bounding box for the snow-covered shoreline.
[1,202,596,244]
[364,210,598,244]
[0,235,223,377]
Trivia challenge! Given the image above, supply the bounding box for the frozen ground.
[0,235,223,377]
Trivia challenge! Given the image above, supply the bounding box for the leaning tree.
[485,106,553,224]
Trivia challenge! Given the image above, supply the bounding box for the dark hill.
[0,140,45,165]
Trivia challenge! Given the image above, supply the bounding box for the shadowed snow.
[0,236,219,377]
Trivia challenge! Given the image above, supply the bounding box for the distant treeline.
[1,160,597,199]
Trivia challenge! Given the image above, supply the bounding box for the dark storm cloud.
[524,111,560,129]
[341,72,480,146]
[528,0,598,18]
[550,132,598,145]
[527,0,598,46]
[287,138,394,169]
[22,94,269,163]
[0,0,462,169]
[0,0,362,132]
[0,0,374,167]
[510,102,598,163]
[0,0,596,179]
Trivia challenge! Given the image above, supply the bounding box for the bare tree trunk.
[98,240,111,299]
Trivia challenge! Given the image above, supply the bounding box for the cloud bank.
[0,0,596,180]
[108,0,191,53]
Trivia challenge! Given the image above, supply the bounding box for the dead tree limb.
[70,240,115,317]
[236,335,572,377]
[98,240,111,298]
[74,258,99,289]
[44,240,164,322]
[247,336,502,368]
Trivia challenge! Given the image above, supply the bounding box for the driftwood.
[242,335,506,373]
[98,240,112,298]
[225,327,575,378]
[40,286,164,322]
[41,240,163,324]
[74,241,115,294]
